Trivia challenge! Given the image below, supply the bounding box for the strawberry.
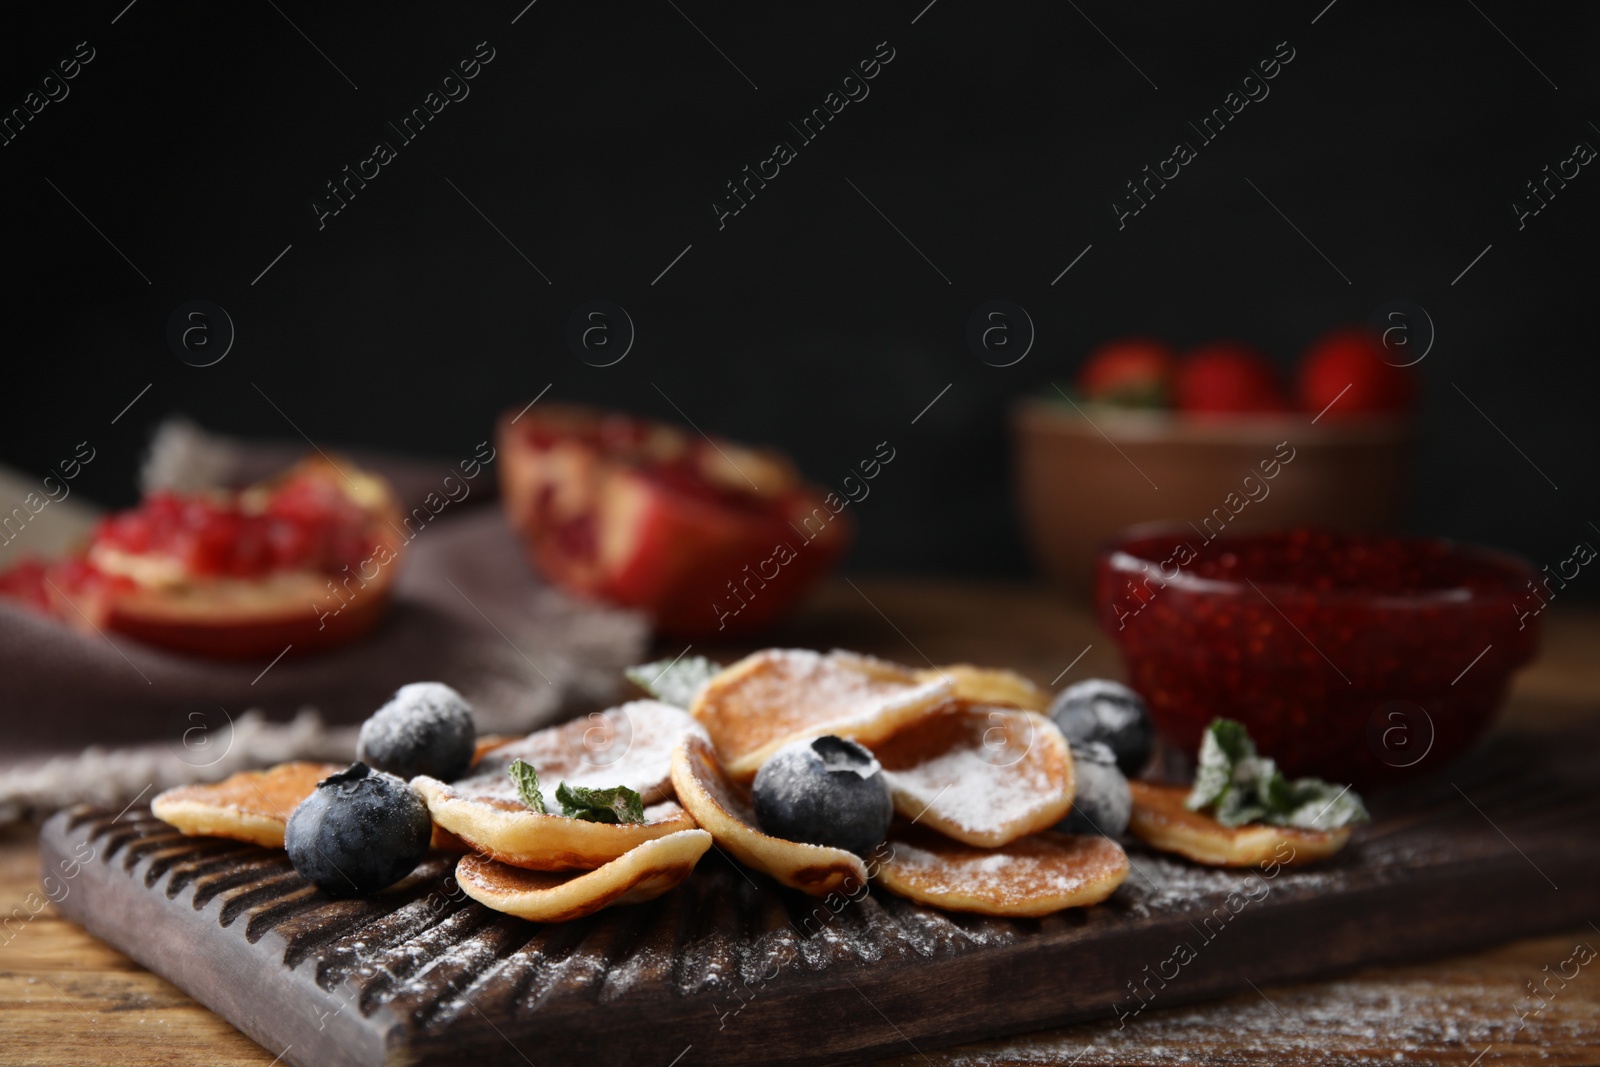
[1297,327,1419,419]
[1174,342,1289,415]
[498,405,851,639]
[1077,338,1177,407]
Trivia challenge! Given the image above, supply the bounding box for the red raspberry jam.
[1096,527,1540,785]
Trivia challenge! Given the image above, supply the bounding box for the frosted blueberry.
[357,682,477,781]
[752,735,892,858]
[1049,678,1152,776]
[285,763,432,896]
[1058,741,1131,837]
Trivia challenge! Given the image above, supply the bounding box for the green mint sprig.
[510,758,646,824]
[624,655,722,708]
[508,758,547,814]
[1186,718,1369,831]
[555,781,645,824]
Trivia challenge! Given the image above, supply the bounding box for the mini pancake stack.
[411,701,712,920]
[153,703,715,923]
[678,649,1131,917]
[148,652,1132,923]
[151,649,1343,927]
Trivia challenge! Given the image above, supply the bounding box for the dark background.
[3,1,1596,581]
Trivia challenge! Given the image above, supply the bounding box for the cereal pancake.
[691,649,952,780]
[670,734,867,896]
[456,829,712,922]
[913,664,1048,712]
[460,700,702,807]
[874,823,1129,917]
[872,704,1073,847]
[151,762,343,847]
[1127,781,1352,867]
[412,775,699,871]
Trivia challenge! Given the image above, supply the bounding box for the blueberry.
[752,735,893,858]
[285,763,432,896]
[1058,742,1131,837]
[357,682,477,781]
[1048,678,1153,777]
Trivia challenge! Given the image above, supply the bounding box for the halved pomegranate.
[497,404,852,638]
[0,456,404,659]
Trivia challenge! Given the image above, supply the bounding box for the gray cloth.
[0,427,650,806]
[0,710,358,824]
[0,507,647,751]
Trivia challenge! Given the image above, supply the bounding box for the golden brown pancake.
[471,735,516,763]
[429,826,474,852]
[413,775,698,871]
[913,665,1048,712]
[455,829,712,922]
[691,649,952,780]
[151,762,343,847]
[459,700,702,807]
[670,734,867,897]
[1127,782,1353,867]
[872,704,1073,847]
[874,823,1129,917]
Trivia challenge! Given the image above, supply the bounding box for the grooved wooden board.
[40,728,1600,1067]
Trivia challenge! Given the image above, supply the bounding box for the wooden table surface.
[4,578,1599,1066]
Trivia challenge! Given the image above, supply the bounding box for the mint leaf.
[625,655,722,708]
[508,758,547,815]
[1185,718,1368,830]
[1260,768,1297,812]
[1212,786,1267,829]
[1282,779,1369,831]
[1187,719,1252,811]
[555,781,645,824]
[1211,718,1257,764]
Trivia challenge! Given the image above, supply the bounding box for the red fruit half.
[1297,327,1419,420]
[497,404,852,639]
[0,457,404,659]
[1174,342,1290,416]
[0,558,53,612]
[1077,337,1177,407]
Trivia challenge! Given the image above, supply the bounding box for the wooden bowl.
[1011,398,1413,593]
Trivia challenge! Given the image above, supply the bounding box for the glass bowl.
[1096,527,1541,785]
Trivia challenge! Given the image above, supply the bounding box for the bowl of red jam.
[1096,527,1541,785]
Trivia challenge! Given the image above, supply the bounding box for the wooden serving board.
[40,728,1600,1067]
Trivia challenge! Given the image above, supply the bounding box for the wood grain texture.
[6,583,1600,1066]
[879,932,1600,1067]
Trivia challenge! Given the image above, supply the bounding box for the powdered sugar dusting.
[893,840,1111,902]
[1113,847,1341,919]
[879,706,1068,844]
[888,957,1597,1065]
[358,683,475,772]
[696,649,950,761]
[881,827,1128,912]
[599,944,669,1001]
[455,700,702,805]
